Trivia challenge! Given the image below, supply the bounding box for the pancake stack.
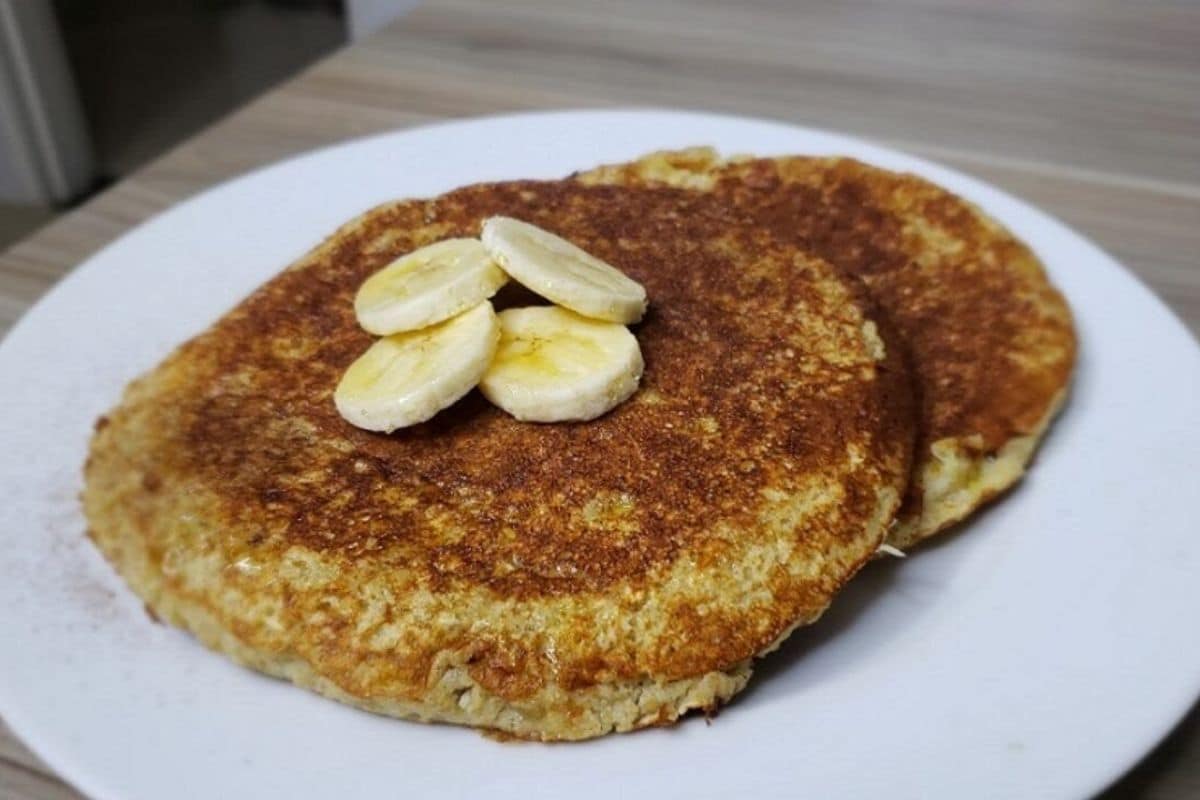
[83,151,1075,740]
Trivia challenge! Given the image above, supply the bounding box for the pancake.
[579,150,1076,548]
[83,179,915,740]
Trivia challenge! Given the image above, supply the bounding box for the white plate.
[2,110,1198,800]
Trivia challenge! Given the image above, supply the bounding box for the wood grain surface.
[2,1,1197,797]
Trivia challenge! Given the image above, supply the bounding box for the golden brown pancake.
[579,150,1076,547]
[84,179,914,740]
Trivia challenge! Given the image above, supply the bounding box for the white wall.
[0,0,92,204]
[346,0,423,41]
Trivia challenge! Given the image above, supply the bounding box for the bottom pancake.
[579,149,1076,549]
[84,179,914,740]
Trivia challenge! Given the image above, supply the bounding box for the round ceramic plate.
[1,110,1198,800]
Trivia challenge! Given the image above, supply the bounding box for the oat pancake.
[580,150,1076,547]
[83,180,914,740]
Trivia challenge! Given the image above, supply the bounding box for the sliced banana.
[354,238,507,335]
[480,306,644,423]
[480,216,647,324]
[336,301,499,432]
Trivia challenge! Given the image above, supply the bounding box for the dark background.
[55,0,346,183]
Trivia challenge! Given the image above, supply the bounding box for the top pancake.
[83,179,914,740]
[579,150,1076,546]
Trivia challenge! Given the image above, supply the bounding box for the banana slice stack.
[335,217,648,432]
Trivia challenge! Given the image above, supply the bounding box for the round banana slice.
[480,216,647,324]
[354,238,507,335]
[336,301,499,432]
[480,306,644,423]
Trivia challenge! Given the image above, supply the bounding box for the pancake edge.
[85,480,898,740]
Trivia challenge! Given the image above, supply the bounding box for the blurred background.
[0,0,422,249]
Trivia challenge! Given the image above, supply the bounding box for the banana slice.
[336,301,499,432]
[480,216,647,324]
[480,306,644,422]
[354,238,507,335]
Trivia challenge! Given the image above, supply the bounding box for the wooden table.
[2,1,1197,796]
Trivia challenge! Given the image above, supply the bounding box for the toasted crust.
[84,180,915,740]
[578,150,1077,546]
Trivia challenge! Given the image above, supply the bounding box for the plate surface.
[1,110,1198,800]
